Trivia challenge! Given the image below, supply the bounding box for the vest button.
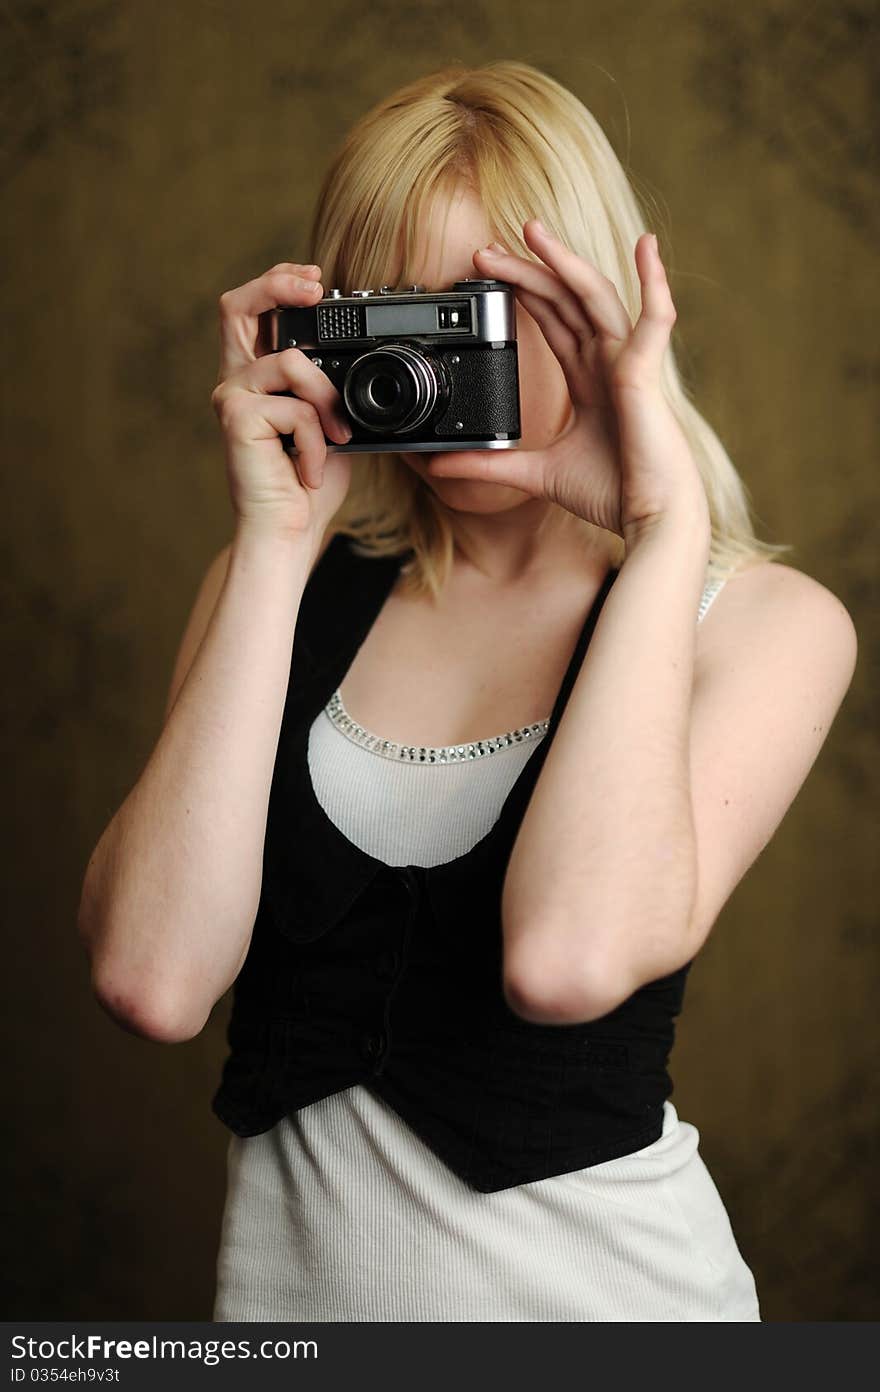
[361,1030,385,1061]
[376,950,399,982]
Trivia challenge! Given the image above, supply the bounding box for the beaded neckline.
[324,688,550,764]
[322,579,724,766]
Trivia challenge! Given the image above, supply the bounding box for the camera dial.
[452,278,506,291]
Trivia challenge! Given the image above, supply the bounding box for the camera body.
[267,278,521,453]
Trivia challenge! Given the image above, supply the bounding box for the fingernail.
[650,234,659,253]
[488,240,508,253]
[532,219,549,235]
[481,245,500,256]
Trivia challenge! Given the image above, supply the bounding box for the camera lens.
[368,372,400,410]
[343,343,449,434]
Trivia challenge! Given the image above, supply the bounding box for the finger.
[519,219,632,340]
[256,395,328,490]
[217,388,329,489]
[512,285,595,409]
[623,234,677,369]
[267,262,322,278]
[218,267,324,377]
[223,347,352,444]
[219,267,324,322]
[473,244,594,346]
[425,446,546,498]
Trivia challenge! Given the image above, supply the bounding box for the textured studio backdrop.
[3,0,877,1321]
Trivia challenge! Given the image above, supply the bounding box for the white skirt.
[213,1086,761,1322]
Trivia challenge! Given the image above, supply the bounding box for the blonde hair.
[305,59,791,600]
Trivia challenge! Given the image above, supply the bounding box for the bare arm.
[78,521,332,1044]
[79,250,355,1043]
[501,506,857,1026]
[501,503,710,1022]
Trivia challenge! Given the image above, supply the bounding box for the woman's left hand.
[426,219,708,543]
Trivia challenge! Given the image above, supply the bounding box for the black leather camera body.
[268,278,521,453]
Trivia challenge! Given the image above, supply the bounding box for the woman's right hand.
[211,262,353,539]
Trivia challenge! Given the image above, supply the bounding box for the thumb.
[425,446,546,496]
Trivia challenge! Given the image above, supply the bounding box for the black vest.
[211,533,693,1192]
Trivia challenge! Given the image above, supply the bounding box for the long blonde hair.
[305,59,791,599]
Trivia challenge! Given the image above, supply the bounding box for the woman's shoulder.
[696,558,857,687]
[714,558,853,622]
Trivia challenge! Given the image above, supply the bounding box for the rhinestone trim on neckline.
[324,688,551,763]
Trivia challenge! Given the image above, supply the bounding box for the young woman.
[78,61,857,1322]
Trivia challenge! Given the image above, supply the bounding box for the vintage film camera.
[267,278,521,453]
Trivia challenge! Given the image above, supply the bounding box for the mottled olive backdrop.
[3,0,877,1322]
